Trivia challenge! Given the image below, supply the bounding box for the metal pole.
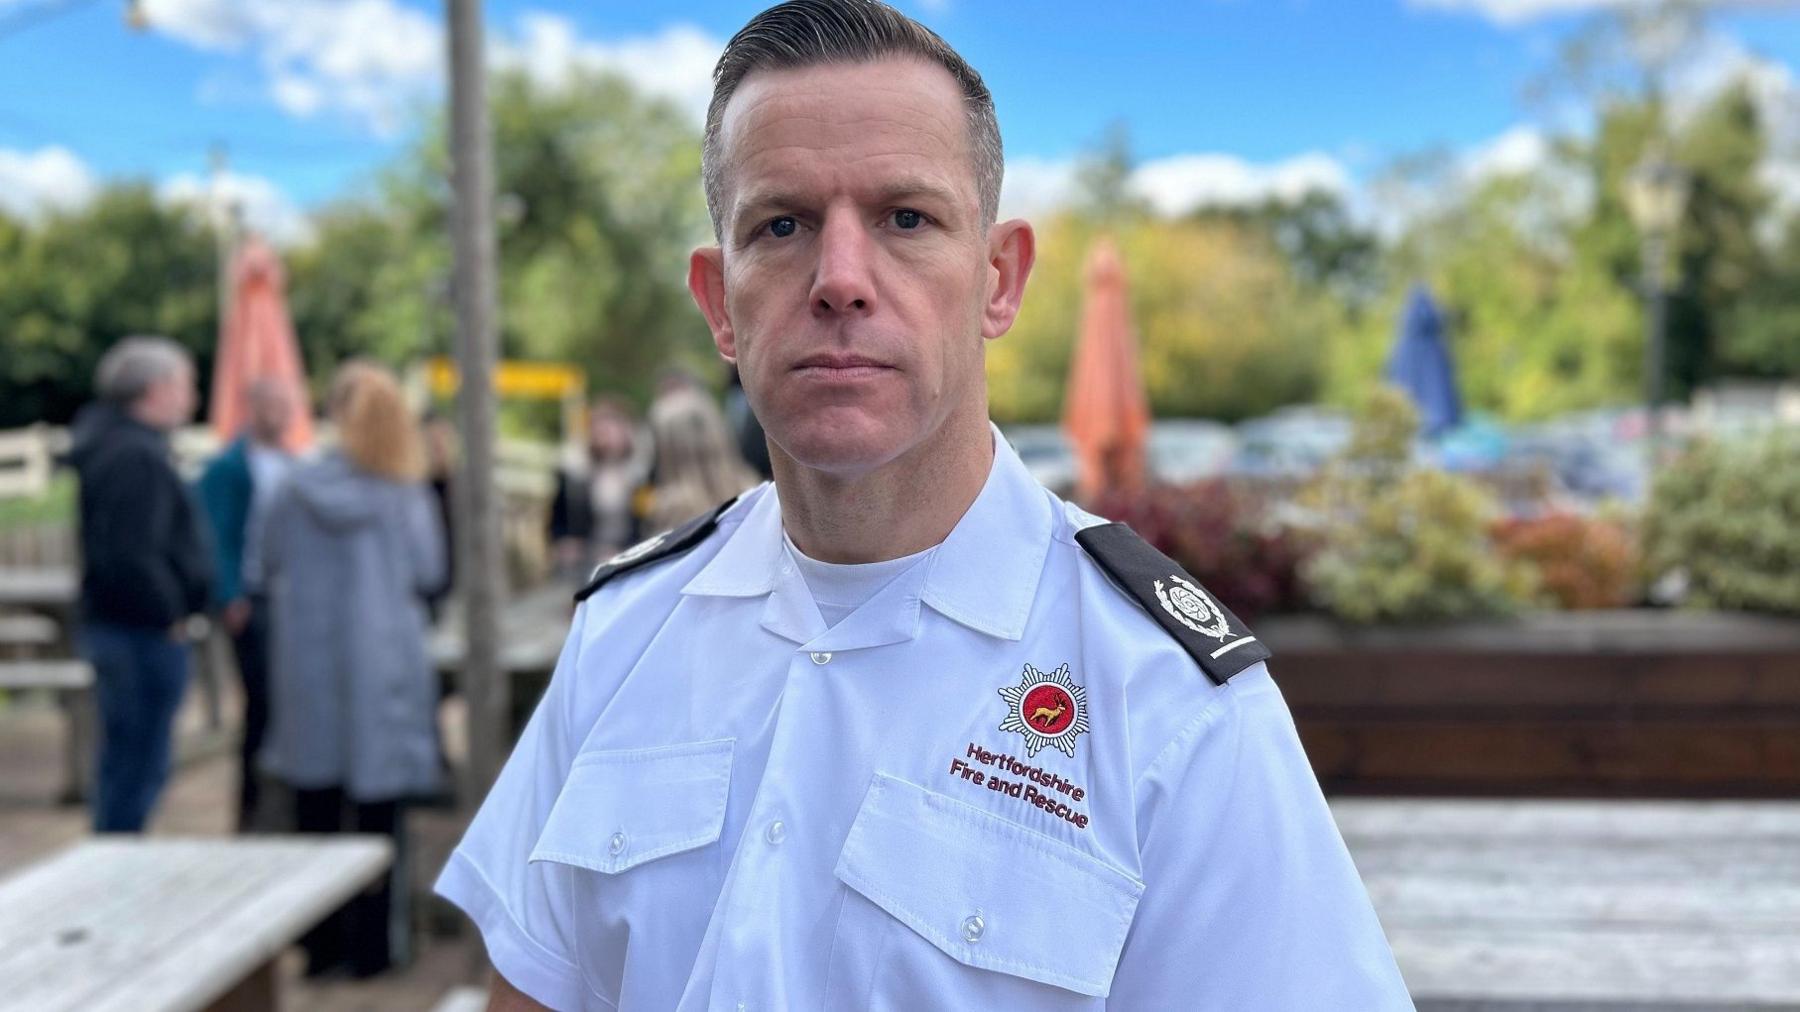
[1643,230,1667,458]
[210,144,234,353]
[446,0,507,811]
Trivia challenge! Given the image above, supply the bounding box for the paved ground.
[0,689,483,1012]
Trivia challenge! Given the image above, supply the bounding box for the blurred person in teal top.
[198,378,297,831]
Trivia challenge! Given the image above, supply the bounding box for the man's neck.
[774,414,994,565]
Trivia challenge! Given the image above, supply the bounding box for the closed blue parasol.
[1386,283,1462,438]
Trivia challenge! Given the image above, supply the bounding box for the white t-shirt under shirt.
[783,532,935,628]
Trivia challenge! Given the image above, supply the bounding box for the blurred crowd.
[63,335,764,979]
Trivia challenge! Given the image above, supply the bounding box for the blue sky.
[1,0,1796,241]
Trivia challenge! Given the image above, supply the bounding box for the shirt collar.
[682,423,1051,642]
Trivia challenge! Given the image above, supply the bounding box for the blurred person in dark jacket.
[548,396,647,576]
[67,335,213,833]
[420,410,457,620]
[197,378,296,831]
[259,360,444,978]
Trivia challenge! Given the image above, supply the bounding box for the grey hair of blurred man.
[95,336,192,407]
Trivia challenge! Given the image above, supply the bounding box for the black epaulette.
[1074,522,1272,685]
[573,497,739,604]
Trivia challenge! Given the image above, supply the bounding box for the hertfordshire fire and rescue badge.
[997,662,1089,758]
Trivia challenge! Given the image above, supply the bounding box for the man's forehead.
[716,57,974,203]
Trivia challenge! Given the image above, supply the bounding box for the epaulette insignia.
[1074,523,1272,684]
[574,496,738,603]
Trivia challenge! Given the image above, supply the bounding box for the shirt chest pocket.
[827,773,1145,1008]
[529,738,733,1008]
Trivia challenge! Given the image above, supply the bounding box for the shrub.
[1492,512,1639,610]
[1299,388,1536,623]
[1642,432,1800,614]
[1086,479,1309,621]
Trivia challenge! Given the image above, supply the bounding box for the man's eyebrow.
[732,178,964,221]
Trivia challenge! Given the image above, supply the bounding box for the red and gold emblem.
[997,662,1089,758]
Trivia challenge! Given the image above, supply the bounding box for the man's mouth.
[791,353,894,379]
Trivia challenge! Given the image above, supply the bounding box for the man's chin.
[772,422,906,478]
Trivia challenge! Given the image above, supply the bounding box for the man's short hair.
[702,0,1004,239]
[95,336,192,406]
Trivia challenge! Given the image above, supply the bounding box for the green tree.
[989,213,1325,423]
[0,186,218,427]
[289,68,715,411]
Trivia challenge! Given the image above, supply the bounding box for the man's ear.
[688,245,736,361]
[980,219,1036,340]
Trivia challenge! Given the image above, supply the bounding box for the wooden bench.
[432,985,488,1012]
[1334,798,1800,1007]
[0,659,94,804]
[0,613,59,655]
[0,836,391,1011]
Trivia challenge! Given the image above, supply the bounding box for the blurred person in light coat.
[258,360,444,978]
[643,382,760,536]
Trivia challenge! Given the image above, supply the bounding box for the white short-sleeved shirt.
[436,428,1411,1011]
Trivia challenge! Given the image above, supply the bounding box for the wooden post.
[446,0,508,812]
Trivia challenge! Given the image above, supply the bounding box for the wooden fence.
[0,425,560,583]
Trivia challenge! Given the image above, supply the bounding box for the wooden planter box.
[1260,610,1800,798]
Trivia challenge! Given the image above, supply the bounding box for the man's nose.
[808,211,877,317]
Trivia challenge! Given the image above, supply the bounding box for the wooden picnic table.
[0,836,391,1012]
[1335,798,1800,1007]
[431,582,576,733]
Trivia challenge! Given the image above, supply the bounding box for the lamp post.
[1624,145,1688,457]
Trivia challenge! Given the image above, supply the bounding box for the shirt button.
[961,913,985,943]
[765,820,786,845]
[608,831,627,857]
[810,652,832,665]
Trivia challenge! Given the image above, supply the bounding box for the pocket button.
[608,831,627,857]
[961,913,985,943]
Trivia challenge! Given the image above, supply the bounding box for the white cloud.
[1461,124,1552,179]
[1408,0,1635,24]
[1413,0,1800,25]
[493,16,722,123]
[142,0,441,134]
[0,146,98,219]
[160,169,313,246]
[143,2,726,134]
[138,0,257,49]
[997,149,1353,220]
[0,143,310,245]
[1132,151,1352,216]
[998,156,1080,219]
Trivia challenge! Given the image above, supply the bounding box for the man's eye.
[892,209,923,230]
[767,217,797,238]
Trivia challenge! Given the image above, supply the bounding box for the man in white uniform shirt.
[436,2,1411,1008]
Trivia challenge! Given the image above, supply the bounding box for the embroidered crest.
[1154,574,1231,641]
[594,532,667,578]
[997,662,1089,759]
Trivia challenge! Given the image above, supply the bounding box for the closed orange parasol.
[1062,238,1150,501]
[209,236,313,451]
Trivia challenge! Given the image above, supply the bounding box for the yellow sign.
[426,358,585,399]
